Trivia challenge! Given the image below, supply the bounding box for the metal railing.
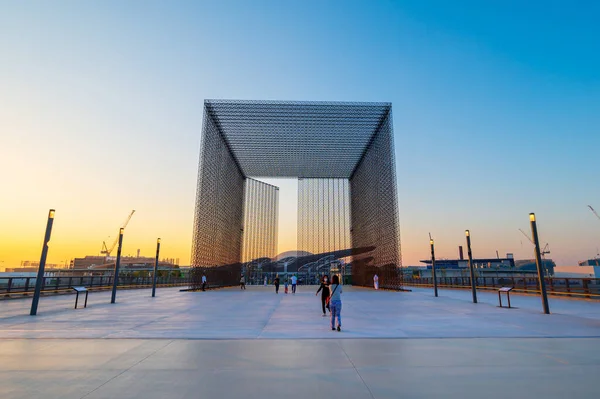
[403,276,600,299]
[0,275,190,298]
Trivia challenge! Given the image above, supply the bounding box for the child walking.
[329,275,343,331]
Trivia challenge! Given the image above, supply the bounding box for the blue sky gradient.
[1,0,599,268]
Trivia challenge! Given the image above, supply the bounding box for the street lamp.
[430,238,438,297]
[110,228,124,304]
[152,238,161,297]
[465,230,477,303]
[529,213,550,314]
[30,209,55,316]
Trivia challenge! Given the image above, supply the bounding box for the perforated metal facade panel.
[297,178,351,255]
[191,100,401,289]
[204,100,390,178]
[242,178,278,262]
[191,110,245,269]
[350,110,403,288]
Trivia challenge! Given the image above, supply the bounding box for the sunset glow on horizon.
[1,1,599,271]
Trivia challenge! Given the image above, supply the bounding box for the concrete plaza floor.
[1,285,599,398]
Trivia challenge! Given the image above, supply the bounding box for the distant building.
[419,257,555,276]
[72,254,179,271]
[579,259,600,267]
[514,259,556,275]
[419,258,515,269]
[73,256,107,269]
[5,267,38,273]
[578,259,600,277]
[19,260,62,269]
[88,256,180,273]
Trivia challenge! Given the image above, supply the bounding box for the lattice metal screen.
[204,100,390,178]
[190,109,245,288]
[297,178,351,255]
[191,100,402,289]
[242,178,279,262]
[350,109,403,289]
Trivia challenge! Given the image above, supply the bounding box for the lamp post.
[152,238,161,297]
[465,230,477,303]
[529,213,550,314]
[430,238,438,297]
[30,209,55,316]
[110,228,124,304]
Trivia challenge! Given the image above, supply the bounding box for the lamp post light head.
[119,228,124,235]
[465,230,470,237]
[430,239,434,245]
[157,238,161,244]
[49,209,55,219]
[529,213,536,222]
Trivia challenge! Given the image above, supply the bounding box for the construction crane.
[101,210,136,257]
[589,206,600,259]
[588,205,600,221]
[519,228,550,257]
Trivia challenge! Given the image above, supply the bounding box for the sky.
[1,0,599,271]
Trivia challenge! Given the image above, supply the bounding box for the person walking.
[264,276,267,286]
[201,274,207,291]
[373,273,379,290]
[240,275,246,290]
[291,274,297,294]
[315,275,330,316]
[274,275,280,294]
[329,275,343,331]
[284,279,289,294]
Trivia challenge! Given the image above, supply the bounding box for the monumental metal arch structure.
[191,100,401,288]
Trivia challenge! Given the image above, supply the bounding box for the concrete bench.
[498,287,513,308]
[72,287,89,309]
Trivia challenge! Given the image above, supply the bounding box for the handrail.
[402,276,600,299]
[0,275,190,298]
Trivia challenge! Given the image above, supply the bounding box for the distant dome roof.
[275,250,312,260]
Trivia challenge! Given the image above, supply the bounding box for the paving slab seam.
[124,312,184,331]
[4,336,600,342]
[409,286,600,302]
[256,293,284,339]
[77,339,174,399]
[336,339,376,399]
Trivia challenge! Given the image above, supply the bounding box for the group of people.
[315,274,343,331]
[271,274,298,294]
[205,272,344,332]
[271,273,343,332]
